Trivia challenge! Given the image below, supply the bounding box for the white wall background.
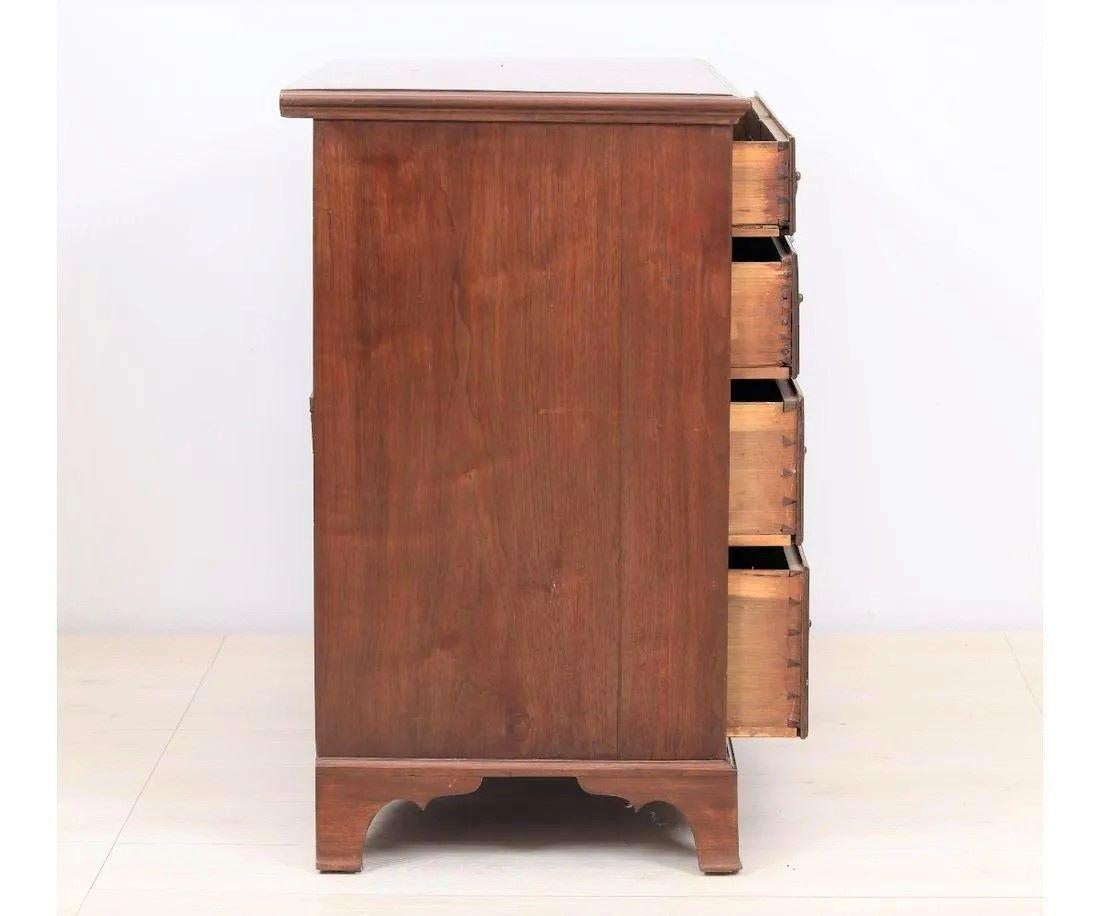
[59,0,1041,632]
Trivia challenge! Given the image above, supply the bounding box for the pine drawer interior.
[727,545,809,738]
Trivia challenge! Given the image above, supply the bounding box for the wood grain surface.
[726,546,809,737]
[615,123,732,760]
[281,60,749,123]
[728,380,804,546]
[282,90,749,124]
[312,120,730,761]
[316,751,740,874]
[730,96,796,236]
[730,237,799,377]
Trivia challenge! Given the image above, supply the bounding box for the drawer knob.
[794,171,802,182]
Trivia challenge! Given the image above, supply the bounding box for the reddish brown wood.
[577,765,740,873]
[616,124,731,760]
[313,120,615,760]
[281,89,749,124]
[280,59,748,124]
[316,761,483,873]
[313,120,730,761]
[316,752,740,874]
[286,61,787,875]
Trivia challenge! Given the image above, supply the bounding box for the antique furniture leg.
[316,748,740,875]
[315,760,484,872]
[577,742,741,875]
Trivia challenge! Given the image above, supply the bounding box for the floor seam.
[1003,630,1042,714]
[73,634,229,915]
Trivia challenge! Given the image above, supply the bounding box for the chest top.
[279,57,749,124]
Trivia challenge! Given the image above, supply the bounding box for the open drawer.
[731,96,797,236]
[729,379,804,546]
[727,545,809,738]
[731,236,800,378]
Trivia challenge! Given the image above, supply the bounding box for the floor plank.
[59,635,222,731]
[57,841,112,916]
[79,890,1043,915]
[1005,631,1043,712]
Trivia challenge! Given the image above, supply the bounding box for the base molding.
[316,741,740,874]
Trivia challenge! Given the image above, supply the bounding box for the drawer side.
[730,239,797,375]
[728,385,803,545]
[726,549,808,737]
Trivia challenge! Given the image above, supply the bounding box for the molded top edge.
[279,58,749,123]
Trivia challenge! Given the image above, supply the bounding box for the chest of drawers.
[281,58,809,875]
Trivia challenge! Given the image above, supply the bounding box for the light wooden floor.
[59,631,1042,915]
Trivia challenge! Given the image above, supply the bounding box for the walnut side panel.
[617,125,732,760]
[314,121,730,761]
[313,121,625,759]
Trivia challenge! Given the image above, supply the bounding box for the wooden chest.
[281,59,809,875]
